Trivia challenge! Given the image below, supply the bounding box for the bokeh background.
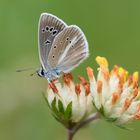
[1,0,140,140]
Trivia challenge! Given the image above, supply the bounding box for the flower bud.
[44,73,94,129]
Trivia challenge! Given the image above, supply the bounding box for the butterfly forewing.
[38,13,67,70]
[47,25,88,73]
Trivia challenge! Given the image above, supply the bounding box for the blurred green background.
[0,0,140,140]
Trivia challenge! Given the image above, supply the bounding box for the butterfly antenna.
[16,67,35,72]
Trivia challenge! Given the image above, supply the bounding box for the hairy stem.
[67,112,100,140]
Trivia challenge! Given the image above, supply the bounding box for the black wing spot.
[45,26,49,31]
[42,28,45,33]
[71,45,74,48]
[49,27,54,32]
[54,45,57,49]
[45,40,51,45]
[69,40,72,43]
[60,41,63,44]
[52,55,55,58]
[52,30,57,36]
[66,37,69,41]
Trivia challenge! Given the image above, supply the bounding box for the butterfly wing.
[38,13,67,70]
[47,25,89,73]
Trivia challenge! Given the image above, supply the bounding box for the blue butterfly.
[37,13,89,81]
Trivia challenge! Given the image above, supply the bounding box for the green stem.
[67,112,100,140]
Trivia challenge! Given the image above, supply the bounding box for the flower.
[87,56,140,125]
[44,73,94,129]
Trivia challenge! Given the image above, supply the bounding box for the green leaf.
[92,102,105,117]
[52,113,62,123]
[99,106,105,116]
[106,117,117,122]
[116,125,134,131]
[51,98,64,120]
[42,93,64,123]
[58,100,65,114]
[51,97,58,114]
[64,102,72,120]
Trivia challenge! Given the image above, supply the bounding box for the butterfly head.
[37,67,45,77]
[37,67,62,81]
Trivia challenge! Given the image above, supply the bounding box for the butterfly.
[37,13,89,82]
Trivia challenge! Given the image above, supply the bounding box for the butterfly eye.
[45,26,49,31]
[41,69,44,76]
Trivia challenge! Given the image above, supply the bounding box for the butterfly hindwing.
[47,25,89,73]
[38,13,67,70]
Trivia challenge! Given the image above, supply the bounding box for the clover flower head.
[44,73,94,128]
[87,56,140,125]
